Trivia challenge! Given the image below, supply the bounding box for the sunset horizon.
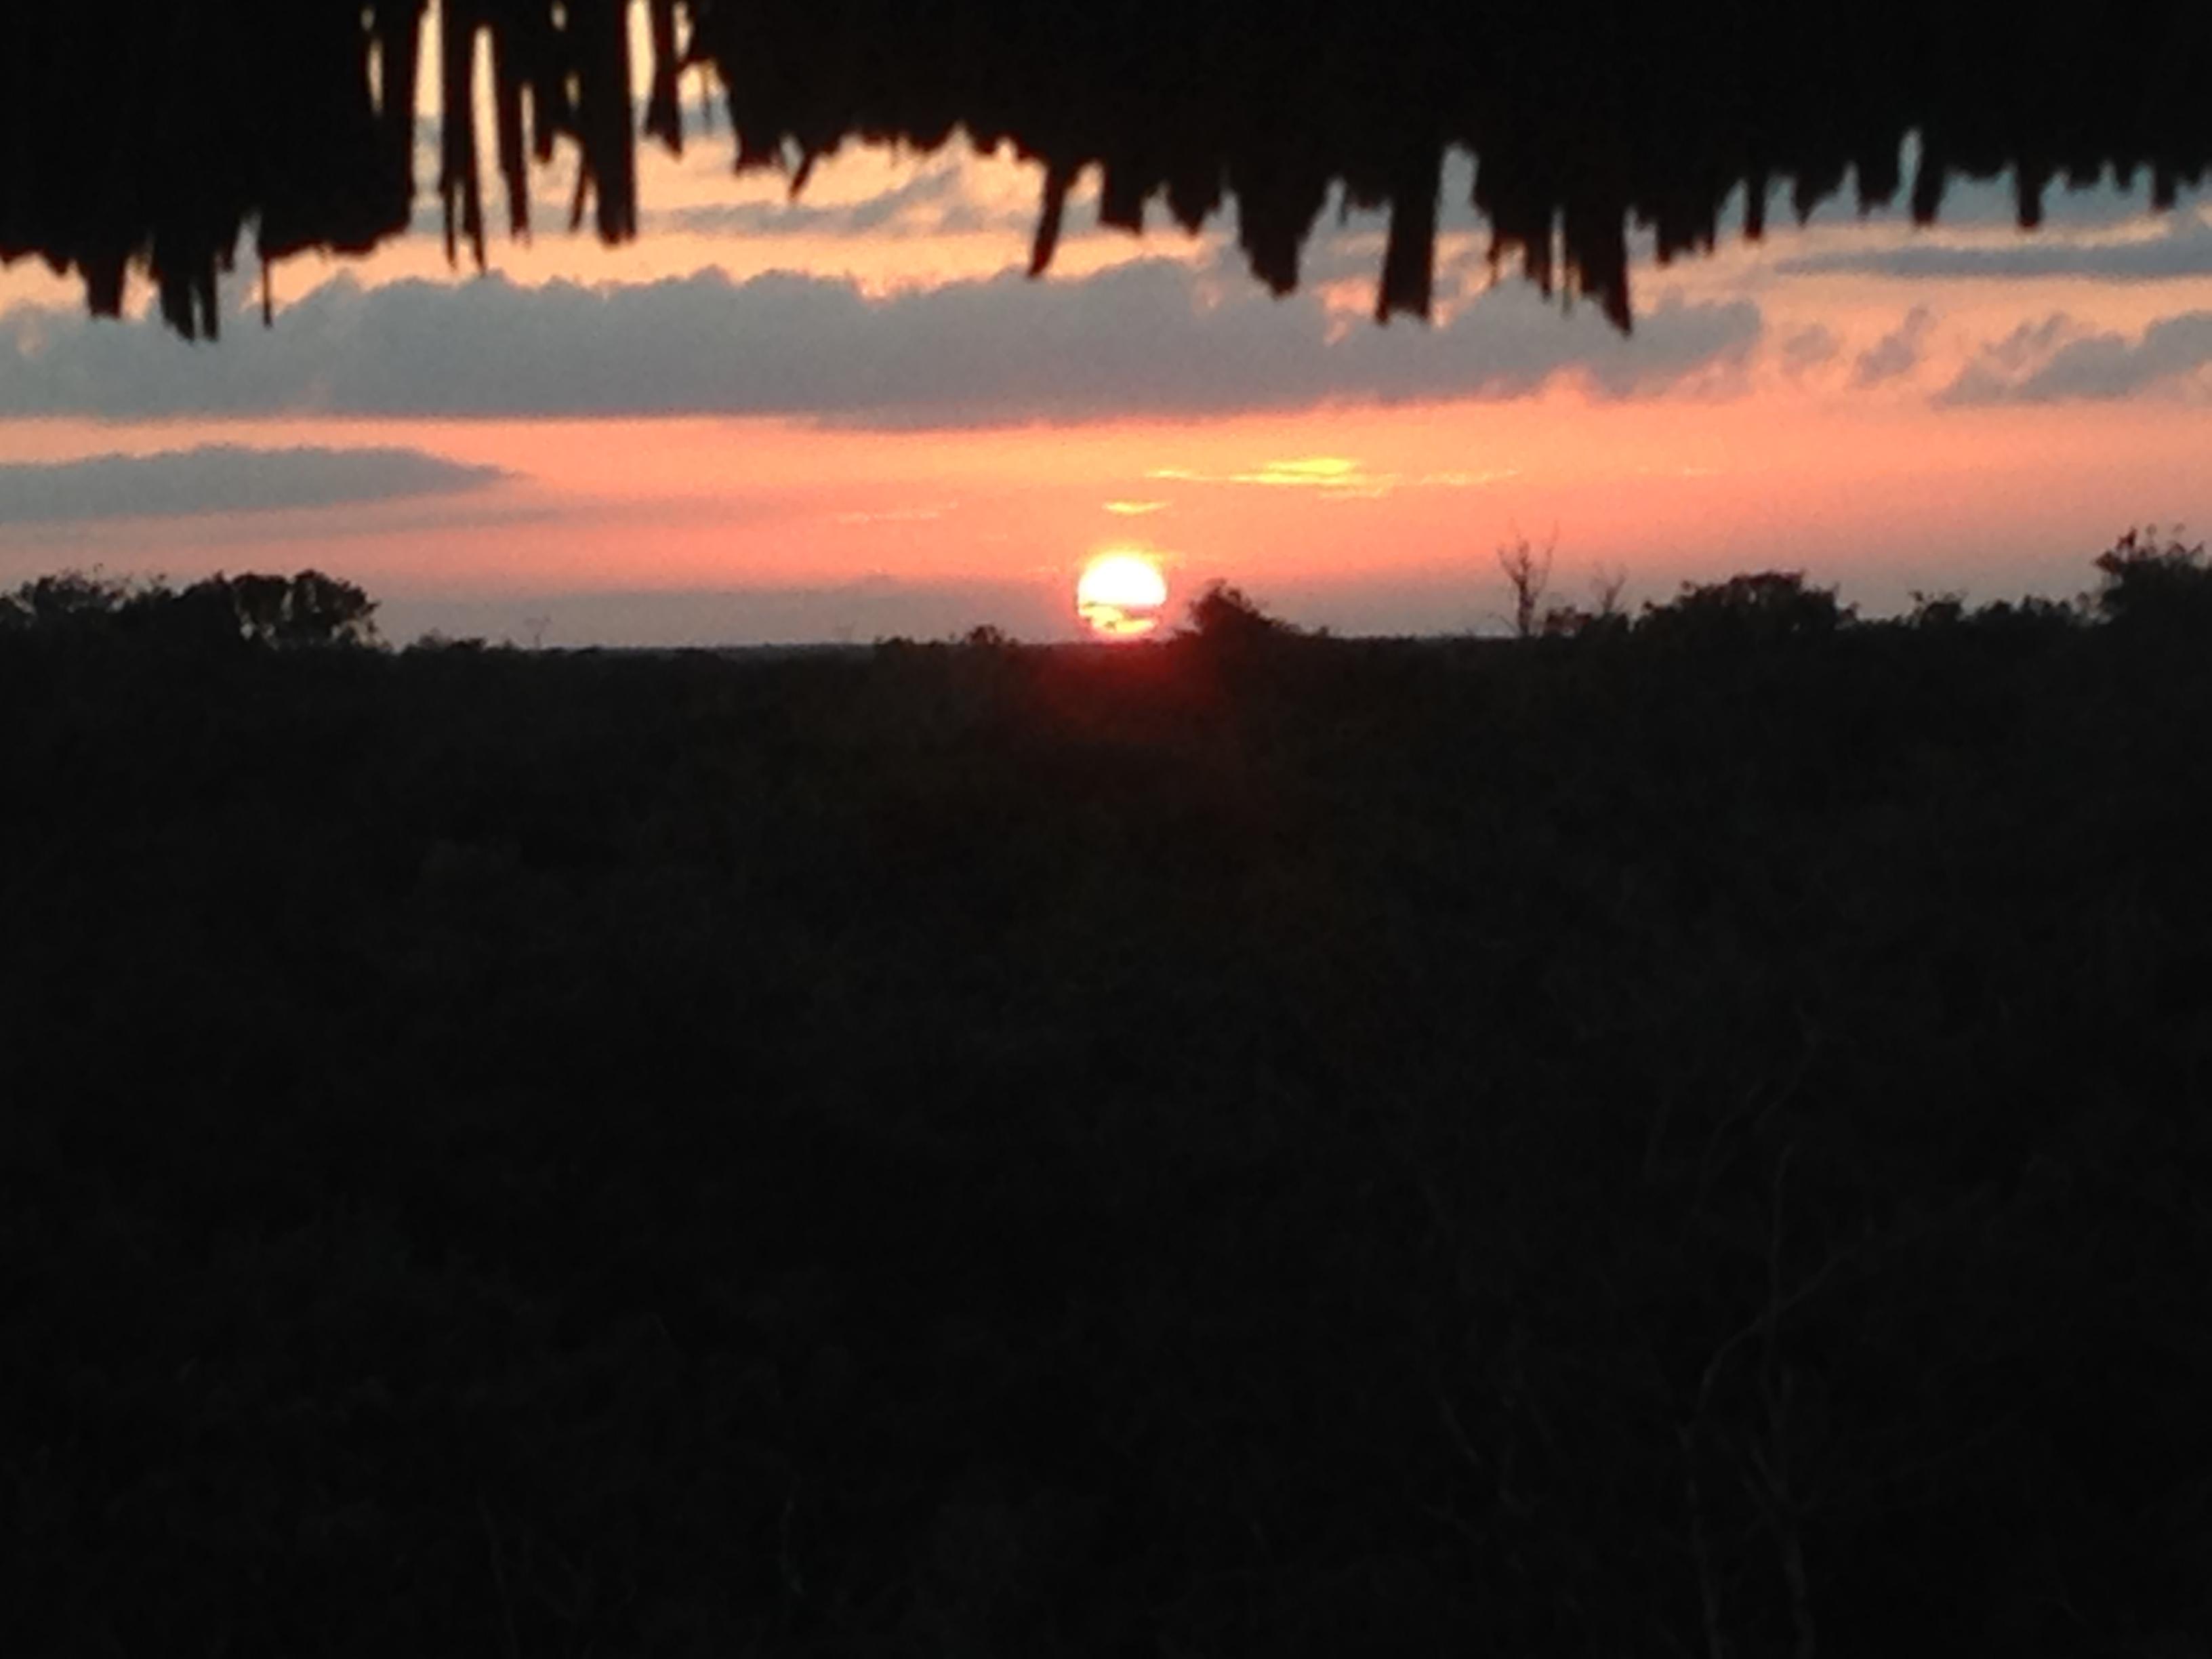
[5,101,2208,647]
[11,6,2212,1654]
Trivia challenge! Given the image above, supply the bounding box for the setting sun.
[1076,551,1170,638]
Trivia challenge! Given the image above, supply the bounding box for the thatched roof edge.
[1,1,2207,340]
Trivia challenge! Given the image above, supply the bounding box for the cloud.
[1940,312,2212,403]
[1775,211,2212,283]
[1853,307,1933,386]
[0,255,1761,430]
[1925,171,2207,232]
[1723,144,2205,237]
[1214,456,1370,487]
[651,162,1020,241]
[0,444,508,525]
[1144,455,1518,504]
[832,501,958,525]
[1779,325,1842,373]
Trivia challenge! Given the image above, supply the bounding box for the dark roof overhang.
[3,1,2206,340]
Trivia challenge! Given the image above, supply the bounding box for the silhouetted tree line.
[3,530,2211,1658]
[0,568,377,650]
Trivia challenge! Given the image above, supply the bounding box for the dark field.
[5,552,2212,1656]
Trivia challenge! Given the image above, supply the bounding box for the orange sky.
[7,387,2201,644]
[2,36,2209,644]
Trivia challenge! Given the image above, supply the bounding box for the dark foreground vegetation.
[5,539,2212,1657]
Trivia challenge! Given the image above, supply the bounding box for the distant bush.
[1180,580,1294,648]
[1954,594,2081,638]
[406,630,491,653]
[228,569,380,648]
[1538,602,1629,642]
[0,569,378,650]
[1907,590,1967,630]
[0,569,137,634]
[1635,569,1854,649]
[1540,563,1631,640]
[2087,524,2212,631]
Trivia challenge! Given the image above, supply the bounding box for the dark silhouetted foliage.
[4,544,2212,1657]
[1540,562,1631,640]
[1635,569,1855,650]
[1179,579,1295,647]
[1906,588,1967,629]
[2089,524,2212,633]
[0,568,377,653]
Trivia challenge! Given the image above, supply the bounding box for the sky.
[2,20,2209,644]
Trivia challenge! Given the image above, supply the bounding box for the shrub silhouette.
[1908,590,1967,630]
[1960,592,2081,638]
[1,569,379,652]
[1179,579,1294,647]
[0,569,136,635]
[1540,565,1631,640]
[226,569,379,647]
[2087,525,2212,632]
[1635,569,1854,649]
[405,630,491,653]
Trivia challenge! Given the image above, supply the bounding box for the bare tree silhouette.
[1496,531,1556,640]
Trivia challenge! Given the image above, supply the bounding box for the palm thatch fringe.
[1,1,2206,340]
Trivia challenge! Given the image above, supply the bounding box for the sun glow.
[1076,550,1170,638]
